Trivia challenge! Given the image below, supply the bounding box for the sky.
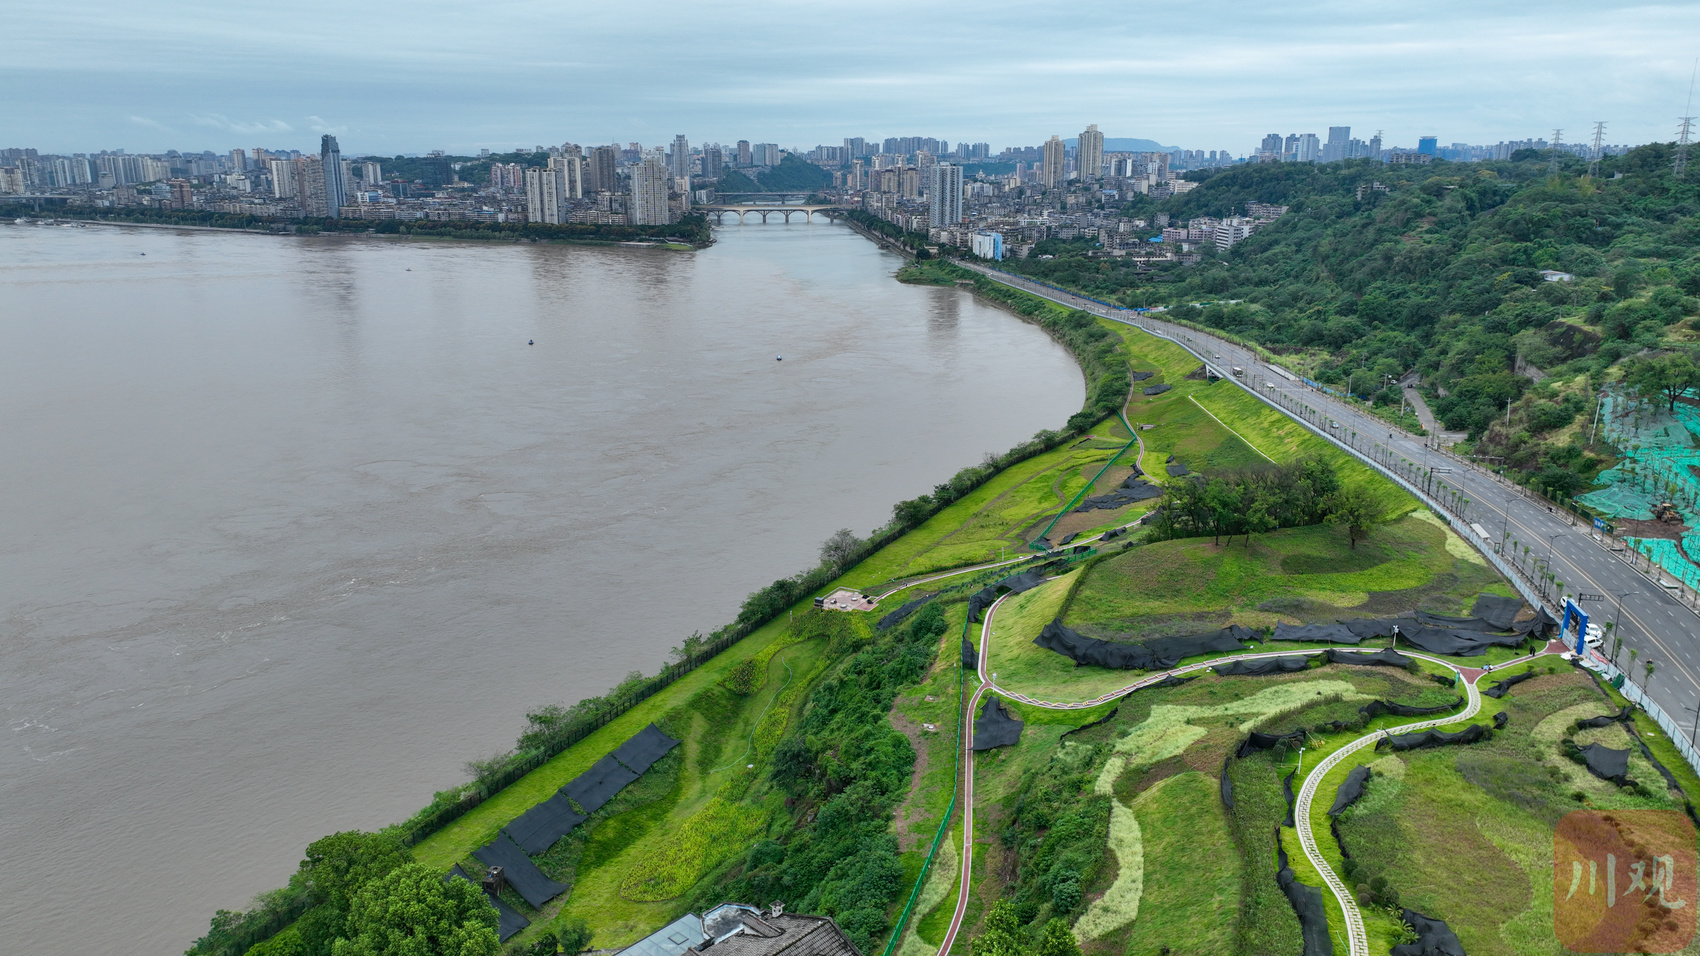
[4,0,1698,157]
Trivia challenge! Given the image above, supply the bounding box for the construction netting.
[1576,390,1700,589]
[472,835,569,909]
[1392,909,1465,956]
[448,866,530,940]
[1328,765,1372,816]
[972,697,1023,750]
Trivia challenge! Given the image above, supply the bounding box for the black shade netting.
[1036,620,1251,670]
[1395,626,1525,657]
[1059,532,1078,545]
[1237,728,1307,758]
[1483,671,1534,699]
[1283,769,1297,826]
[472,835,569,909]
[1273,622,1361,644]
[1276,841,1335,956]
[502,792,586,855]
[1140,673,1199,691]
[1416,610,1502,631]
[563,754,641,814]
[1580,743,1631,785]
[1328,765,1371,816]
[1576,705,1634,729]
[610,723,680,775]
[1377,724,1490,752]
[1325,648,1412,667]
[1214,655,1310,677]
[1494,711,1509,729]
[1331,817,1351,859]
[1471,594,1527,631]
[1359,697,1462,720]
[1391,909,1466,956]
[1143,383,1172,395]
[967,570,1050,622]
[1342,617,1420,641]
[1062,706,1121,738]
[448,866,530,941]
[1166,462,1190,476]
[1130,370,1154,381]
[961,637,978,669]
[1075,476,1164,511]
[877,594,934,631]
[1517,606,1558,635]
[1101,526,1128,541]
[1219,755,1234,808]
[972,697,1023,750]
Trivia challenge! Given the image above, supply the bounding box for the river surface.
[0,220,1082,953]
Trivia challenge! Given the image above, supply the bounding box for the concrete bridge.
[699,204,845,224]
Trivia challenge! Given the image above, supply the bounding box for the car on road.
[1329,420,1340,429]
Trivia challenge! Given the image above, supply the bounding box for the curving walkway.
[930,588,1553,956]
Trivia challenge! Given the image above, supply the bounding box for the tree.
[295,831,411,956]
[969,901,1022,956]
[819,528,866,569]
[1243,489,1278,548]
[1325,486,1387,549]
[1034,918,1082,956]
[331,863,499,956]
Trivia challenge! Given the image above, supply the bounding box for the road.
[953,260,1700,758]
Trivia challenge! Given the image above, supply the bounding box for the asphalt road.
[955,261,1700,747]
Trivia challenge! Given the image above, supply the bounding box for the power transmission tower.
[1549,129,1564,177]
[1588,121,1606,178]
[1680,59,1698,179]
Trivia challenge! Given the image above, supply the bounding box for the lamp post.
[1545,531,1565,599]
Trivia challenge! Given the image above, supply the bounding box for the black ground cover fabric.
[1326,648,1412,667]
[1142,383,1172,395]
[1328,765,1371,816]
[472,835,569,909]
[1166,462,1190,476]
[563,754,641,814]
[1273,622,1361,644]
[876,593,934,631]
[1342,617,1420,640]
[1395,625,1525,657]
[1074,474,1164,511]
[1130,370,1154,381]
[1062,705,1121,738]
[972,697,1023,750]
[1219,755,1234,808]
[967,569,1050,622]
[961,637,978,669]
[1580,743,1631,785]
[1331,817,1350,859]
[1416,610,1500,630]
[1276,841,1335,956]
[501,792,587,855]
[1377,724,1490,752]
[1035,620,1252,670]
[1472,594,1526,631]
[1237,729,1307,758]
[1101,526,1128,541]
[1518,606,1558,635]
[1392,909,1466,956]
[1359,697,1463,720]
[448,866,530,941]
[610,723,680,775]
[1494,711,1509,729]
[1283,770,1297,826]
[1139,673,1198,691]
[1483,671,1534,699]
[1214,655,1310,677]
[1576,705,1634,728]
[1058,532,1078,545]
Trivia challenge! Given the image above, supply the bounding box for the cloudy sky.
[5,0,1697,156]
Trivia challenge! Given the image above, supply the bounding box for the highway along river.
[0,220,1083,954]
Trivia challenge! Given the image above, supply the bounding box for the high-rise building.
[360,161,382,185]
[230,148,247,171]
[526,165,564,223]
[929,163,963,226]
[549,154,583,199]
[1041,135,1065,188]
[751,143,779,166]
[588,146,618,192]
[298,156,328,215]
[1324,126,1350,162]
[843,137,866,158]
[736,140,751,166]
[629,157,673,225]
[702,147,723,181]
[319,135,345,218]
[1417,136,1438,156]
[1260,133,1284,158]
[1078,125,1104,182]
[269,158,298,198]
[670,134,690,179]
[1294,133,1320,163]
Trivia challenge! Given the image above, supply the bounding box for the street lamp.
[1545,531,1565,598]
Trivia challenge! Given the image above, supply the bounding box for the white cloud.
[190,114,294,135]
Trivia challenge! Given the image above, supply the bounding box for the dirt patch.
[889,712,937,852]
[1616,517,1689,541]
[1047,502,1139,541]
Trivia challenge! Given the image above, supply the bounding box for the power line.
[1549,128,1564,177]
[1588,121,1606,178]
[1679,59,1698,179]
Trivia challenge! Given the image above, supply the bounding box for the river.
[0,220,1083,953]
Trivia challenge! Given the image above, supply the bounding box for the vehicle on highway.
[1231,366,1244,377]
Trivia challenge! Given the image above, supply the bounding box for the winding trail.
[928,587,1556,956]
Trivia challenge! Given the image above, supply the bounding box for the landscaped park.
[199,273,1700,956]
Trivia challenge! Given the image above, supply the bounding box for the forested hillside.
[1004,147,1700,487]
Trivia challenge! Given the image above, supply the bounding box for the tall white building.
[669,134,690,180]
[269,158,298,198]
[629,158,673,225]
[320,135,345,218]
[929,163,963,226]
[360,161,382,185]
[1078,125,1104,182]
[549,154,583,199]
[526,165,565,223]
[1294,133,1320,163]
[1042,135,1065,188]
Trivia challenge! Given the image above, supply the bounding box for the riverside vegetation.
[186,226,1686,956]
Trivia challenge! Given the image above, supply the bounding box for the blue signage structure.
[1560,597,1589,655]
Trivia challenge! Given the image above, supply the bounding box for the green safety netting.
[1630,538,1700,590]
[1576,483,1656,521]
[1578,391,1700,585]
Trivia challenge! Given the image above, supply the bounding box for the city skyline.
[4,0,1697,154]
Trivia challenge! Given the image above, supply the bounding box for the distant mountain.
[1062,136,1181,153]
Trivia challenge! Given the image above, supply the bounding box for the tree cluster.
[1149,459,1387,547]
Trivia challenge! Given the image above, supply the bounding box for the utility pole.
[1549,129,1565,177]
[1678,59,1698,180]
[1588,122,1607,179]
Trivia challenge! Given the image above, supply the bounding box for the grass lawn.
[1116,771,1240,956]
